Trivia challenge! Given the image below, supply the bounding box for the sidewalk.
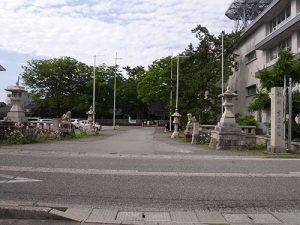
[2,205,300,225]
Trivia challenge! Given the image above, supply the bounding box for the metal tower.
[225,0,274,30]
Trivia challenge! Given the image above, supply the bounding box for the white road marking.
[0,174,42,184]
[0,150,300,161]
[0,166,299,178]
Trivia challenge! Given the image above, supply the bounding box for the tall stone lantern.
[4,80,27,123]
[209,87,245,150]
[86,106,95,131]
[171,110,181,138]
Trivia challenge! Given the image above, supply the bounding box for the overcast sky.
[0,0,234,102]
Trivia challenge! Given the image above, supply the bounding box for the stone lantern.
[86,106,95,131]
[219,87,238,124]
[4,80,27,123]
[209,87,245,150]
[171,110,181,138]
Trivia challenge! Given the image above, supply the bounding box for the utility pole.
[170,56,173,131]
[113,52,122,129]
[288,77,292,151]
[93,55,96,124]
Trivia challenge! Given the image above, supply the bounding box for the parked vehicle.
[38,118,53,128]
[39,118,52,123]
[27,117,40,122]
[79,120,102,131]
[71,118,81,129]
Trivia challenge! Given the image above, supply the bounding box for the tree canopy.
[248,49,300,113]
[21,24,240,123]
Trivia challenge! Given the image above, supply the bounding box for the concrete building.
[226,0,300,123]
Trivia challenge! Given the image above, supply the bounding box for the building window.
[246,85,256,96]
[269,36,292,61]
[269,5,291,33]
[245,50,257,63]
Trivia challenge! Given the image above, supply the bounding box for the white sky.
[0,0,234,101]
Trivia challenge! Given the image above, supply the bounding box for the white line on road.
[0,174,42,184]
[0,150,300,161]
[0,166,300,178]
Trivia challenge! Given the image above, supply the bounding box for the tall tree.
[177,26,240,124]
[120,66,147,119]
[22,57,91,117]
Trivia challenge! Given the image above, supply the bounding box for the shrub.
[293,138,300,143]
[292,124,300,138]
[245,143,266,150]
[235,114,257,126]
[6,131,36,144]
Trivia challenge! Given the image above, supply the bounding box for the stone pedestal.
[4,84,27,123]
[209,87,245,150]
[210,122,246,150]
[269,87,285,153]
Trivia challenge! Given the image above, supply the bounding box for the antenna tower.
[225,0,274,30]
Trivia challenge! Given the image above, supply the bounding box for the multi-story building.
[226,0,300,123]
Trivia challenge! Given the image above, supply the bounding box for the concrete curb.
[0,205,69,221]
[0,204,300,224]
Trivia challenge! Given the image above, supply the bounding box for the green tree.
[22,57,91,117]
[136,25,240,123]
[178,25,240,124]
[137,56,172,106]
[249,49,300,114]
[248,49,300,138]
[120,66,147,119]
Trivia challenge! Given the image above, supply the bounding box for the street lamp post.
[113,52,122,129]
[175,55,189,112]
[169,56,173,132]
[171,55,188,138]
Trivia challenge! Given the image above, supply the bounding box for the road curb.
[0,205,70,220]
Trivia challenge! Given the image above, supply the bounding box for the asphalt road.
[0,126,299,212]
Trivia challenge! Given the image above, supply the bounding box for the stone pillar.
[269,87,285,153]
[191,122,200,144]
[52,118,61,131]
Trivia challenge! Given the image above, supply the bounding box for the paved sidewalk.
[49,207,300,224]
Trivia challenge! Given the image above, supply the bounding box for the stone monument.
[86,106,95,132]
[209,87,245,150]
[269,87,285,153]
[4,78,27,123]
[184,113,193,137]
[60,111,73,134]
[191,116,200,145]
[171,111,181,138]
